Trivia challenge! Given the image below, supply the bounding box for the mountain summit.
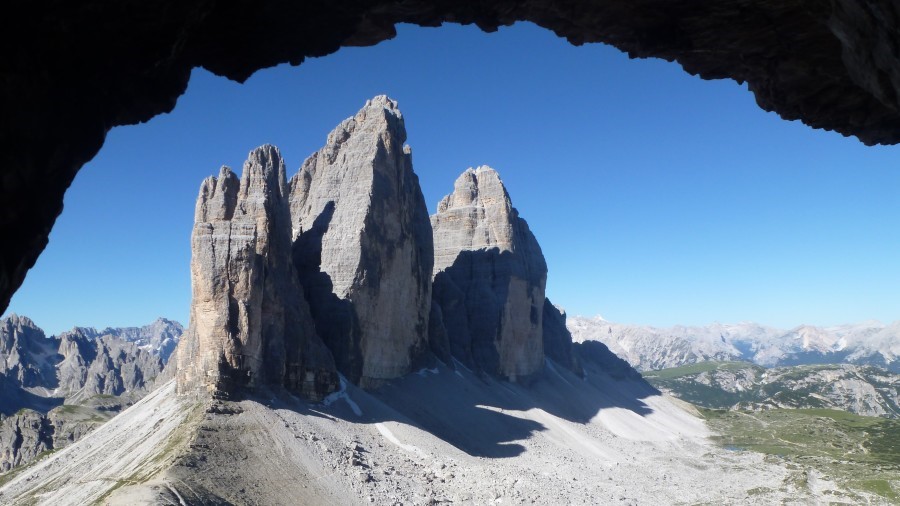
[174,147,337,400]
[174,97,588,401]
[290,95,433,387]
[430,166,549,381]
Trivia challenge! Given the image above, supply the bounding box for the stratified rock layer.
[175,146,337,399]
[431,166,546,381]
[290,96,433,386]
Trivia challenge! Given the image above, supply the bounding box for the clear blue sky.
[5,22,900,335]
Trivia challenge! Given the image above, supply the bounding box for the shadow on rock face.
[280,233,657,459]
[575,340,643,382]
[432,247,544,380]
[292,201,364,384]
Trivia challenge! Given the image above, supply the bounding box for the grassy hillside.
[643,361,761,380]
[702,408,900,502]
[643,361,764,408]
[644,361,900,417]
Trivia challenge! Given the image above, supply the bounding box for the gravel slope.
[0,381,198,505]
[0,362,826,505]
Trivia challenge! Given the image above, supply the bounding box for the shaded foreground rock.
[0,410,50,473]
[290,96,433,386]
[0,405,116,474]
[542,298,583,376]
[431,166,547,381]
[175,146,337,400]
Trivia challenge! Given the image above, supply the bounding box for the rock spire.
[430,166,547,381]
[174,97,584,395]
[290,96,433,386]
[175,145,337,399]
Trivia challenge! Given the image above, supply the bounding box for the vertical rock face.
[542,299,582,377]
[0,315,56,388]
[175,145,337,399]
[431,166,547,381]
[0,409,51,473]
[289,96,434,386]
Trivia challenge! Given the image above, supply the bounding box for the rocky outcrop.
[0,315,57,390]
[431,166,546,381]
[542,299,582,377]
[289,96,433,386]
[0,410,51,473]
[0,403,117,474]
[175,146,337,399]
[56,329,163,403]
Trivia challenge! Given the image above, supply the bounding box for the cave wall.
[3,0,900,314]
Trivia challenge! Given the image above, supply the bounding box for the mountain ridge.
[568,316,900,372]
[0,314,183,472]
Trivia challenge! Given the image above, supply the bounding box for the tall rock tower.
[175,145,337,400]
[290,96,434,387]
[430,166,547,381]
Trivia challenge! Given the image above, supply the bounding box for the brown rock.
[175,145,337,399]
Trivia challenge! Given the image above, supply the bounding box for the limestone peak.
[438,165,512,215]
[431,165,547,381]
[364,94,402,117]
[290,96,432,387]
[175,144,337,400]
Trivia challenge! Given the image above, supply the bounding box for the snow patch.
[322,376,362,417]
[375,422,425,457]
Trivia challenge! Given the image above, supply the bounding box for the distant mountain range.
[59,317,183,363]
[0,314,182,472]
[643,362,900,418]
[567,317,900,373]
